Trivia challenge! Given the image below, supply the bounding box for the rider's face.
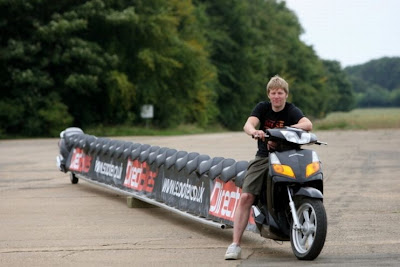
[268,88,288,110]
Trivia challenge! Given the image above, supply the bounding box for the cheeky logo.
[209,179,241,221]
[124,159,157,193]
[209,178,255,224]
[69,148,92,173]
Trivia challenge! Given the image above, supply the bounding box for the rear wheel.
[70,173,79,184]
[290,198,327,260]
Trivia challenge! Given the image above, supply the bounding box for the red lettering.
[124,159,158,193]
[209,178,255,225]
[69,148,92,173]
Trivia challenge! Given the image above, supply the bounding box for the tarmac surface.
[1,129,400,266]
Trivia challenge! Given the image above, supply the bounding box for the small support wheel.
[70,173,79,184]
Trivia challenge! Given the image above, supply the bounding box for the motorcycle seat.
[155,148,177,167]
[122,143,140,159]
[100,138,112,156]
[175,152,199,172]
[220,160,248,184]
[139,145,160,163]
[114,141,131,159]
[148,147,168,164]
[131,144,150,160]
[185,154,211,175]
[84,135,96,154]
[197,157,224,177]
[208,158,236,180]
[165,150,188,169]
[107,140,122,157]
[93,138,106,155]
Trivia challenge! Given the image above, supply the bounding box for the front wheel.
[290,198,327,260]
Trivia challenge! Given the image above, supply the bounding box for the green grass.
[314,108,400,130]
[88,108,400,136]
[2,108,399,139]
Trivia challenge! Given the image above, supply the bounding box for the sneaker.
[225,243,241,260]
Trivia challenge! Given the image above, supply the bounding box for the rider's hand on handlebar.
[252,130,266,141]
[252,130,278,151]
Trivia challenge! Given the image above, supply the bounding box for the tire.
[290,198,327,260]
[70,173,79,184]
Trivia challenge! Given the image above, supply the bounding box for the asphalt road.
[1,129,400,266]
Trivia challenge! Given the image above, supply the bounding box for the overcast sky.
[284,0,400,67]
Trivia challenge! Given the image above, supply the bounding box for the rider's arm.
[244,116,278,149]
[291,117,313,131]
[243,116,266,141]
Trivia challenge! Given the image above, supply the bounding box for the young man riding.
[225,75,312,260]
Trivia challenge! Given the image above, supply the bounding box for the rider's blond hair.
[266,75,289,95]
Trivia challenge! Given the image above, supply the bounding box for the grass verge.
[88,108,400,136]
[314,108,400,130]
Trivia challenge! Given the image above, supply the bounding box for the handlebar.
[252,133,268,139]
[315,141,328,146]
[252,130,328,146]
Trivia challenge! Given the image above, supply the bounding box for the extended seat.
[100,139,112,155]
[77,135,86,149]
[156,148,178,167]
[66,136,76,151]
[131,144,151,160]
[114,141,131,159]
[165,151,188,169]
[107,140,121,157]
[234,161,249,188]
[208,158,236,180]
[139,145,160,163]
[148,147,168,165]
[62,127,84,151]
[220,160,249,185]
[88,137,98,155]
[71,136,81,148]
[123,143,140,159]
[175,152,200,172]
[197,157,224,176]
[84,135,96,154]
[185,154,210,175]
[61,127,84,138]
[94,138,108,155]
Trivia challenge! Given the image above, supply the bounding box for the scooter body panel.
[254,133,324,241]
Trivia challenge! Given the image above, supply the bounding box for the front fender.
[295,187,323,199]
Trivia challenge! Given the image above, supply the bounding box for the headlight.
[281,130,311,144]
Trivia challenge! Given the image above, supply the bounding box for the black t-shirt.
[250,101,305,157]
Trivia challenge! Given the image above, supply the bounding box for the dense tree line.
[0,0,354,137]
[345,57,400,107]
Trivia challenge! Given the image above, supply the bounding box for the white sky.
[284,0,400,67]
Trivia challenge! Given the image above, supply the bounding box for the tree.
[321,60,355,112]
[195,0,342,126]
[0,0,360,137]
[102,0,218,128]
[345,57,400,107]
[0,0,117,136]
